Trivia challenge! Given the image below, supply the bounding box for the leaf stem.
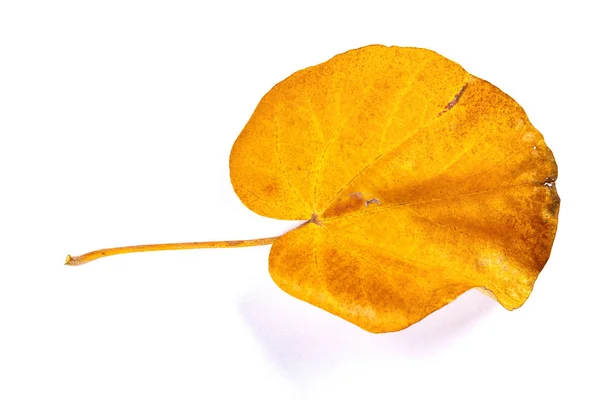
[65,236,279,266]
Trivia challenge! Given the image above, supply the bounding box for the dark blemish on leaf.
[365,198,381,207]
[543,176,556,188]
[438,83,468,117]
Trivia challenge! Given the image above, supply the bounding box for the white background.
[1,1,598,399]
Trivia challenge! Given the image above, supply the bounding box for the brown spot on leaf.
[438,83,468,117]
[365,198,381,207]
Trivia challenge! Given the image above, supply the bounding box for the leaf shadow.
[237,284,497,383]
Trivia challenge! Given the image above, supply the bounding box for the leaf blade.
[230,45,559,332]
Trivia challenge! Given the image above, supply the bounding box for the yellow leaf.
[67,45,559,334]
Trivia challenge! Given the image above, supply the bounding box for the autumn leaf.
[67,45,559,334]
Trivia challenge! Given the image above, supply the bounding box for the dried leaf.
[229,45,559,333]
[67,45,559,334]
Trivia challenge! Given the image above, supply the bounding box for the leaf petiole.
[65,236,279,266]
